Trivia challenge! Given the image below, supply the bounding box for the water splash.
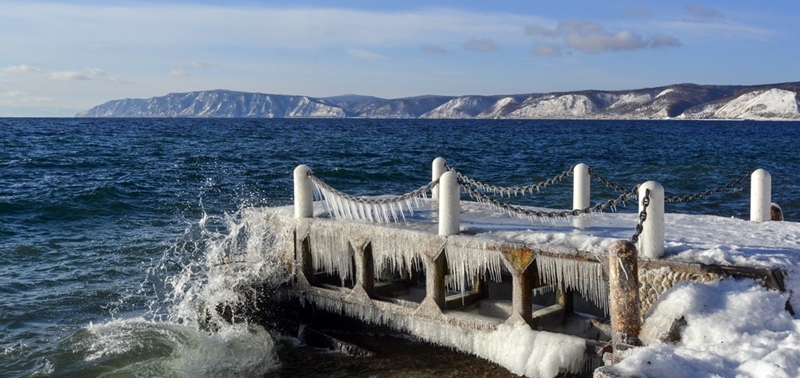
[53,205,293,377]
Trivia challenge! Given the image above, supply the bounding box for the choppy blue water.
[1,118,798,377]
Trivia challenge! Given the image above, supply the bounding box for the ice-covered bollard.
[609,240,641,346]
[294,165,313,219]
[751,169,771,222]
[438,171,460,236]
[638,181,664,259]
[432,157,447,200]
[573,163,590,210]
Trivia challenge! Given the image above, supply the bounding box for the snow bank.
[613,279,800,377]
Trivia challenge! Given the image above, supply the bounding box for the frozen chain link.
[460,179,640,221]
[308,173,438,206]
[665,172,751,203]
[630,188,651,244]
[445,163,575,197]
[588,169,630,193]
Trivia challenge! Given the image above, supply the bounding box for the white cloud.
[464,37,499,52]
[422,45,447,54]
[0,90,54,106]
[685,4,724,23]
[526,19,681,55]
[531,43,562,57]
[347,48,386,60]
[1,64,44,76]
[48,68,133,83]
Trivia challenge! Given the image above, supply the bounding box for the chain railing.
[665,172,751,203]
[308,173,438,222]
[445,163,575,197]
[460,180,640,221]
[630,189,651,244]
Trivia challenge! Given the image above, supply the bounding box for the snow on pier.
[268,160,799,378]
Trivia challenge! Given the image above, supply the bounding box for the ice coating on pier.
[536,255,608,313]
[445,236,504,294]
[302,293,587,378]
[309,221,355,283]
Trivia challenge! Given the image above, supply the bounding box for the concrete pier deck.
[262,198,794,377]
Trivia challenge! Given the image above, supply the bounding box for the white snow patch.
[613,279,800,377]
[508,94,597,118]
[714,88,800,120]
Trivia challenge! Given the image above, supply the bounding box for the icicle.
[444,237,504,294]
[535,255,608,313]
[309,221,354,283]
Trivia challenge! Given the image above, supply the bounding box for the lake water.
[1,118,798,377]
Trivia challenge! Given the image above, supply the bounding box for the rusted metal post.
[294,165,313,219]
[609,240,641,346]
[426,253,446,308]
[432,157,447,200]
[751,169,771,222]
[511,268,532,323]
[354,243,375,297]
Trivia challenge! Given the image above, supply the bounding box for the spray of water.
[63,205,293,377]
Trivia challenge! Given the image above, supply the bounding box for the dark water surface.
[1,118,798,377]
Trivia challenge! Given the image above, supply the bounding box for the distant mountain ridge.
[77,82,800,120]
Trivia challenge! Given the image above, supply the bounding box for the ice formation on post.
[536,255,608,313]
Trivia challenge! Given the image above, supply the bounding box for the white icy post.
[573,163,590,209]
[572,163,590,229]
[432,157,447,200]
[294,165,313,219]
[638,181,664,259]
[438,171,460,236]
[750,169,771,222]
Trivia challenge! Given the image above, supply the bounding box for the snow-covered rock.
[507,94,597,118]
[713,88,800,120]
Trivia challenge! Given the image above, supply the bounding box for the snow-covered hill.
[78,83,800,120]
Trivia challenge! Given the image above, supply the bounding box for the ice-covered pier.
[266,158,791,378]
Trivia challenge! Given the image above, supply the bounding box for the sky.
[1,1,799,116]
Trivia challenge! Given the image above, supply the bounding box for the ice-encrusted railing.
[294,161,774,259]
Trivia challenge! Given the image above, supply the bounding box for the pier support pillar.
[295,232,314,286]
[432,157,447,200]
[294,165,313,219]
[751,169,771,222]
[638,181,664,259]
[438,171,460,236]
[609,240,641,346]
[354,242,375,298]
[556,283,574,314]
[511,267,532,323]
[425,252,446,309]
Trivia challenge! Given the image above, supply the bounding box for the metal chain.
[631,188,650,244]
[445,163,575,197]
[308,173,439,206]
[665,172,751,203]
[588,169,630,193]
[460,179,640,220]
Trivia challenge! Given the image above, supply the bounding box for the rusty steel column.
[511,267,532,323]
[354,242,375,297]
[609,240,641,346]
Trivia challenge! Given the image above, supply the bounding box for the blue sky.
[1,1,798,116]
